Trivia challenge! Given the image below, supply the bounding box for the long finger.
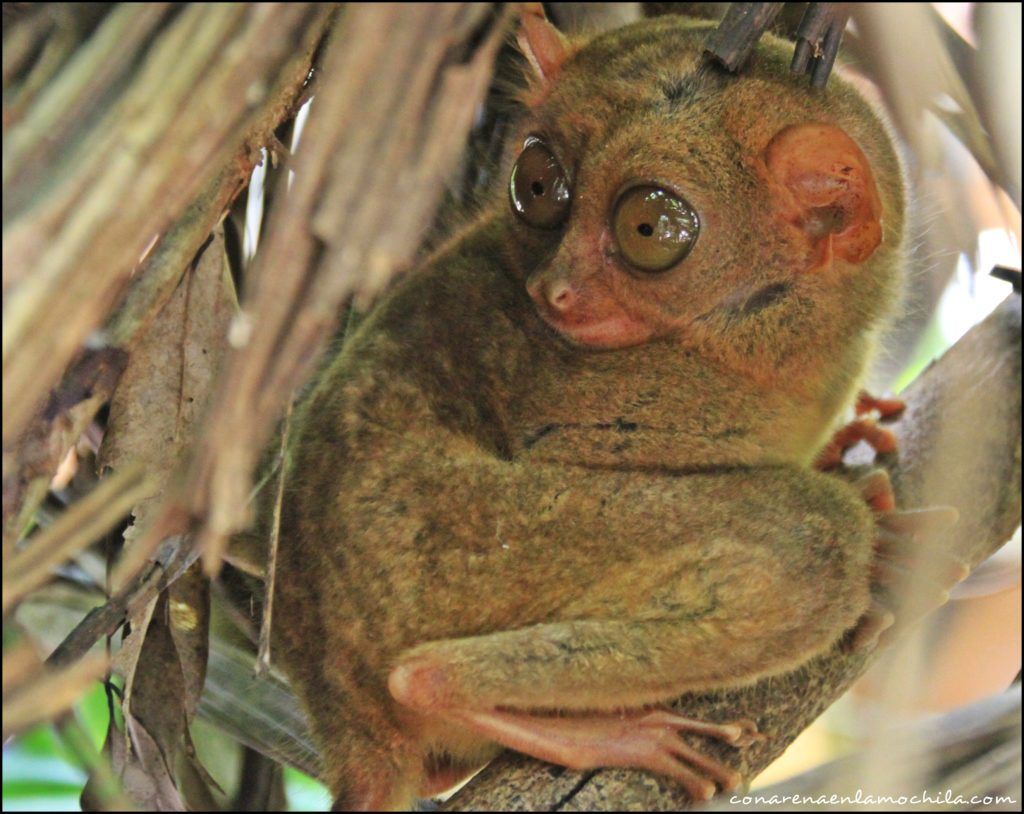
[877,506,960,535]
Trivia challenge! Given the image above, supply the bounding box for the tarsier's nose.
[545,280,576,312]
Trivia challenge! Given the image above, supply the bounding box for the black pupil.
[637,222,653,237]
[531,181,545,196]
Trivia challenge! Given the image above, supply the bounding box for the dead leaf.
[167,563,210,722]
[110,594,158,725]
[82,711,186,812]
[130,595,192,775]
[101,585,213,810]
[91,226,233,809]
[100,225,236,548]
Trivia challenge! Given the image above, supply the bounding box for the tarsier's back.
[273,12,944,812]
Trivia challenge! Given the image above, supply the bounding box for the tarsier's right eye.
[509,137,572,229]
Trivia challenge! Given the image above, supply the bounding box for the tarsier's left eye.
[612,186,700,273]
[509,137,572,229]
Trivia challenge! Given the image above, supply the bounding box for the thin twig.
[255,395,293,676]
[703,3,784,72]
[45,534,199,670]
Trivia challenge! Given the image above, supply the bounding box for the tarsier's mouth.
[532,304,653,350]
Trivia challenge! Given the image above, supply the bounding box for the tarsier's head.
[507,8,904,354]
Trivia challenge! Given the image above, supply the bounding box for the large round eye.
[612,186,699,272]
[509,137,572,229]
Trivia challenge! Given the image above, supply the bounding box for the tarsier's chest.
[501,347,826,470]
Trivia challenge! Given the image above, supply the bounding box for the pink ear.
[517,3,570,85]
[764,124,883,272]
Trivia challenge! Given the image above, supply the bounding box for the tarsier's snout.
[526,269,655,350]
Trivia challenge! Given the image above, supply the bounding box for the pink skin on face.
[526,229,660,350]
[534,304,654,349]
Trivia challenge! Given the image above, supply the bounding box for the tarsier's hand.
[816,391,907,471]
[847,469,963,652]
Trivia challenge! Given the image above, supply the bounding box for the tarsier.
[274,10,963,810]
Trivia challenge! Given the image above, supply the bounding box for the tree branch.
[703,3,784,72]
[445,296,1022,811]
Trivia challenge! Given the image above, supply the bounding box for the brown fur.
[273,14,905,810]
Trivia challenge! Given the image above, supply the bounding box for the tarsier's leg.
[388,619,765,800]
[387,502,868,800]
[847,470,965,651]
[816,390,906,470]
[388,464,958,800]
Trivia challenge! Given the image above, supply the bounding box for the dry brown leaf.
[94,585,213,811]
[100,222,234,583]
[166,563,210,723]
[130,595,193,770]
[91,226,231,808]
[109,594,158,725]
[83,710,186,812]
[100,224,236,485]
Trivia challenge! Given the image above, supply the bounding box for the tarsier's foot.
[848,470,964,652]
[444,707,762,801]
[816,391,906,471]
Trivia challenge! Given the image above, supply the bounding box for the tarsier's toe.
[724,719,765,748]
[859,504,963,651]
[643,711,763,748]
[657,759,717,802]
[661,736,743,794]
[847,598,895,652]
[855,469,896,512]
[816,413,900,471]
[633,711,760,798]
